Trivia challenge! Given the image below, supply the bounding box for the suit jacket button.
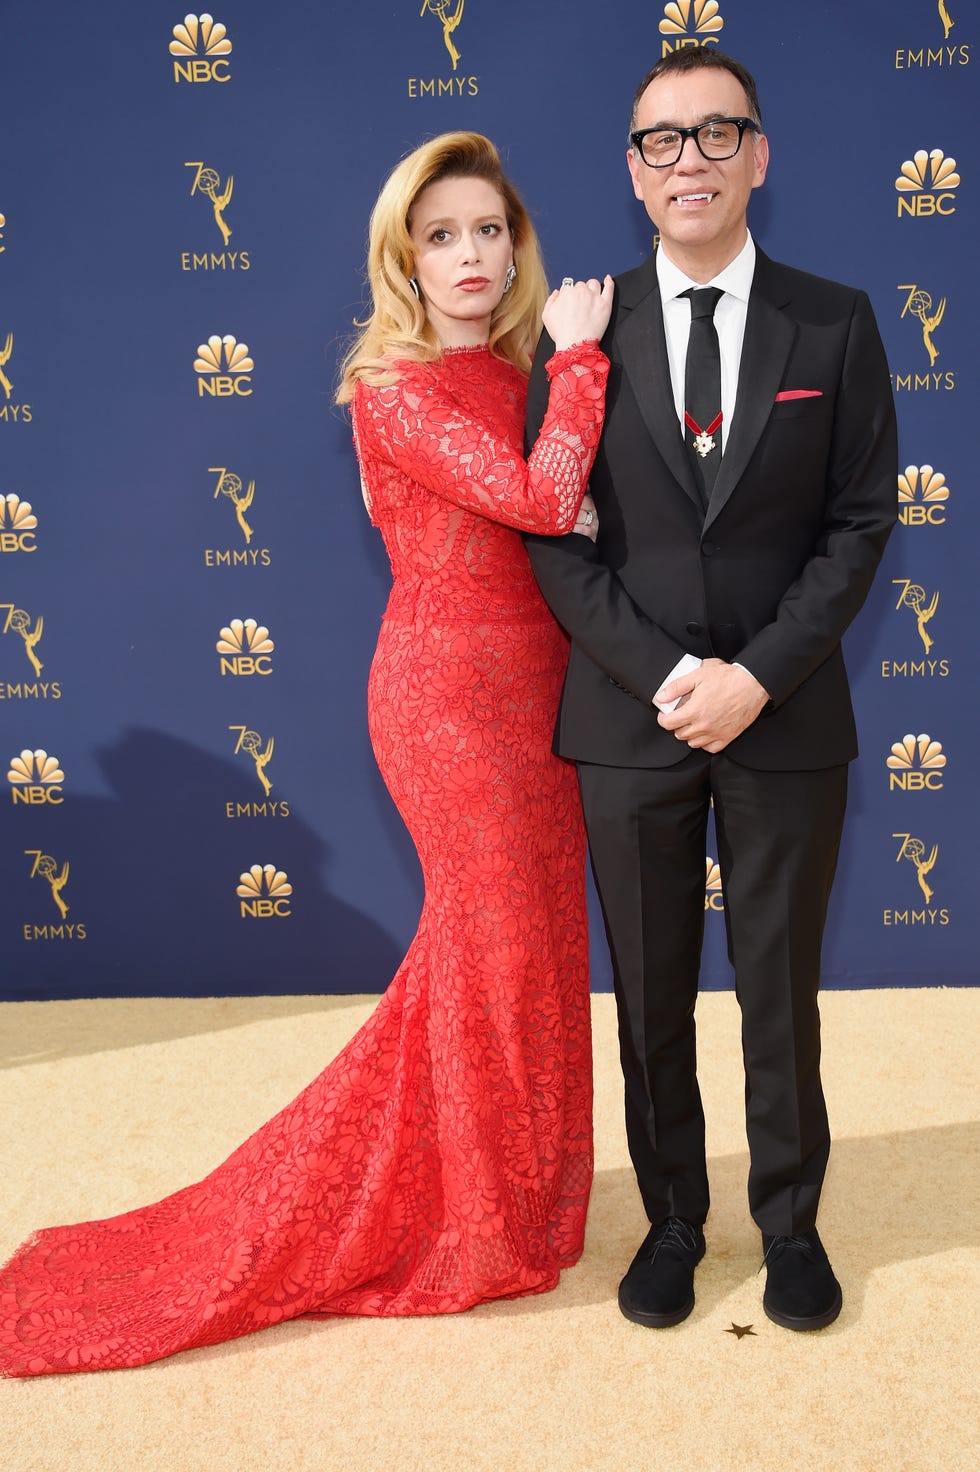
[701,541,718,557]
[686,621,704,637]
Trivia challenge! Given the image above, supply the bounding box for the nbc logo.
[8,749,64,805]
[217,618,274,676]
[195,335,253,398]
[705,857,724,912]
[0,493,38,552]
[659,1,723,54]
[170,13,232,84]
[237,863,292,918]
[896,149,960,216]
[886,733,946,792]
[898,465,949,527]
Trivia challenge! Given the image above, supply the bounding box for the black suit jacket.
[525,248,898,771]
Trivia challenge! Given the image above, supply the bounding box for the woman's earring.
[503,264,516,294]
[408,277,421,300]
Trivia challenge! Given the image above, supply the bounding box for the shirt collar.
[657,231,756,305]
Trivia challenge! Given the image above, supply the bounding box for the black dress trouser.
[578,749,848,1236]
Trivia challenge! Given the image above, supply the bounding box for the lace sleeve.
[354,347,609,535]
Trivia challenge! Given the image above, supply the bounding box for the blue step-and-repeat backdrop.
[0,1,975,997]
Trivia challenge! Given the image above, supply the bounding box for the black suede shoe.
[618,1217,706,1327]
[761,1230,842,1330]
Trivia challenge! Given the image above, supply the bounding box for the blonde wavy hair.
[336,132,548,404]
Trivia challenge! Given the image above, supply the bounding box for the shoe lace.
[759,1233,817,1273]
[650,1217,700,1261]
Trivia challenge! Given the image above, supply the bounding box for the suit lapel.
[704,250,796,528]
[616,259,702,510]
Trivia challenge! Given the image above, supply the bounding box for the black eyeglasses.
[630,117,760,169]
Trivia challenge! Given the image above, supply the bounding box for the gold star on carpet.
[725,1322,757,1339]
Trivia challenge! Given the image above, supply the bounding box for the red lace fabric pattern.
[0,343,609,1376]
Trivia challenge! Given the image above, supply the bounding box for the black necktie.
[682,286,724,508]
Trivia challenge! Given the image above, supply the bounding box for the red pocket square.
[774,389,822,401]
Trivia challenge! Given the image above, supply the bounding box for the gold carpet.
[1,989,976,1472]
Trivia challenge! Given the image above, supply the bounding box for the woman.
[0,132,611,1377]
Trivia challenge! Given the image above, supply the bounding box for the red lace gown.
[0,343,609,1376]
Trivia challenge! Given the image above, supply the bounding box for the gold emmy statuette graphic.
[0,493,39,551]
[0,332,14,400]
[213,468,255,542]
[938,1,954,41]
[0,213,6,253]
[898,284,946,366]
[893,577,939,654]
[186,162,233,245]
[898,465,949,526]
[8,749,64,805]
[421,0,465,71]
[237,863,292,918]
[894,832,939,905]
[895,149,960,216]
[230,725,274,797]
[27,850,70,920]
[2,605,44,676]
[660,1,724,45]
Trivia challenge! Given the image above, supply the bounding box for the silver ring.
[584,510,594,526]
[561,277,574,287]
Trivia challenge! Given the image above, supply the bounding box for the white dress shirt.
[652,233,758,710]
[657,231,756,450]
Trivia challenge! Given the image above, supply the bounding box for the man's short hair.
[629,49,763,136]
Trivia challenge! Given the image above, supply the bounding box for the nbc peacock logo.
[0,493,38,552]
[194,334,253,398]
[886,733,946,792]
[170,13,232,84]
[898,465,949,527]
[237,863,292,918]
[704,857,724,912]
[896,149,960,217]
[8,749,64,805]
[659,1,724,55]
[217,617,274,676]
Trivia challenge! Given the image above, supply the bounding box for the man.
[525,49,897,1332]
